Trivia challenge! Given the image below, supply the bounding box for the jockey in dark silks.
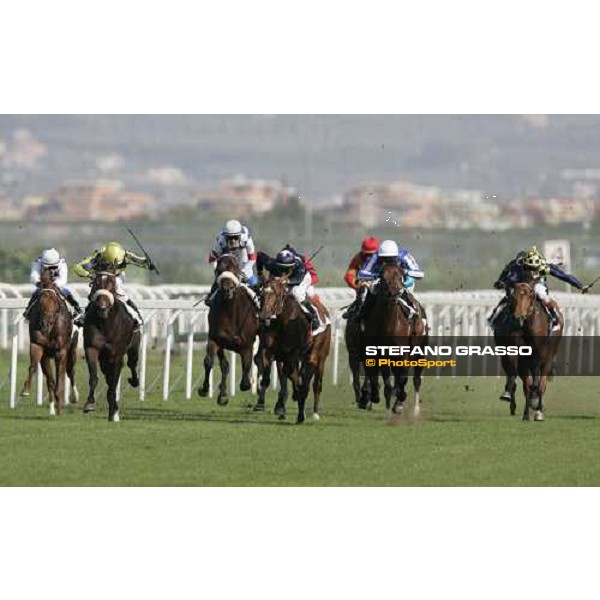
[489,246,589,327]
[256,246,320,330]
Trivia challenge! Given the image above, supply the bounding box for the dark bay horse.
[198,254,259,405]
[253,276,330,423]
[82,270,141,421]
[362,262,427,419]
[21,270,78,415]
[495,282,563,421]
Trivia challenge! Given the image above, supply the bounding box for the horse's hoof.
[278,414,286,421]
[240,380,251,392]
[534,410,545,422]
[83,402,96,413]
[413,404,421,418]
[49,403,56,416]
[312,413,320,422]
[20,391,30,398]
[253,403,265,412]
[198,387,209,398]
[510,407,516,416]
[499,392,511,402]
[217,396,229,406]
[392,402,404,414]
[296,413,306,424]
[128,377,139,388]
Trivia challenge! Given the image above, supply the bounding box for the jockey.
[23,248,83,320]
[358,240,424,320]
[341,236,379,319]
[521,245,588,323]
[256,246,320,331]
[73,241,156,326]
[205,219,258,307]
[489,246,588,327]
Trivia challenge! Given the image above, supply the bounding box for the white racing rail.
[1,285,599,408]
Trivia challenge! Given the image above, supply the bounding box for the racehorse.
[253,276,331,423]
[345,312,367,407]
[82,269,141,421]
[198,254,259,405]
[494,281,563,421]
[20,269,78,415]
[361,262,427,418]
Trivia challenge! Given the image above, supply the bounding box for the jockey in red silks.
[341,236,379,319]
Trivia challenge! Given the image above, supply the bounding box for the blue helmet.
[275,249,295,270]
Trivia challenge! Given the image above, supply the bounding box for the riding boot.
[342,298,359,320]
[65,293,83,316]
[126,299,144,325]
[488,297,507,328]
[23,291,40,320]
[74,305,88,327]
[204,281,218,307]
[543,298,560,326]
[302,300,320,331]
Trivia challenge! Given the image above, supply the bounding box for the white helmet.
[378,240,399,258]
[225,220,242,236]
[41,248,60,267]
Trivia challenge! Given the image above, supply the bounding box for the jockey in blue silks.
[488,246,589,328]
[357,240,424,319]
[358,240,424,289]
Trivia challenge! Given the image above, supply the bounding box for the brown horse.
[21,270,78,415]
[495,282,563,421]
[362,262,427,419]
[82,270,141,421]
[198,254,259,405]
[345,312,366,407]
[253,276,330,423]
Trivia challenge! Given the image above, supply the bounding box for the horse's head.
[38,270,60,335]
[378,261,404,298]
[90,270,117,320]
[510,282,535,322]
[215,254,241,301]
[258,276,288,324]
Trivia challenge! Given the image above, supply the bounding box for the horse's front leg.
[412,365,423,417]
[522,375,532,421]
[126,330,140,388]
[392,369,409,417]
[21,343,43,398]
[216,347,230,406]
[106,359,123,422]
[239,346,253,392]
[381,366,394,417]
[54,347,68,416]
[40,354,56,416]
[198,340,217,398]
[297,360,315,425]
[84,347,99,413]
[274,361,288,419]
[253,347,272,411]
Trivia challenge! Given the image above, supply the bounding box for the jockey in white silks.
[23,248,83,320]
[205,219,259,307]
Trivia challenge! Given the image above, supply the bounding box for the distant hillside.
[2,115,600,201]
